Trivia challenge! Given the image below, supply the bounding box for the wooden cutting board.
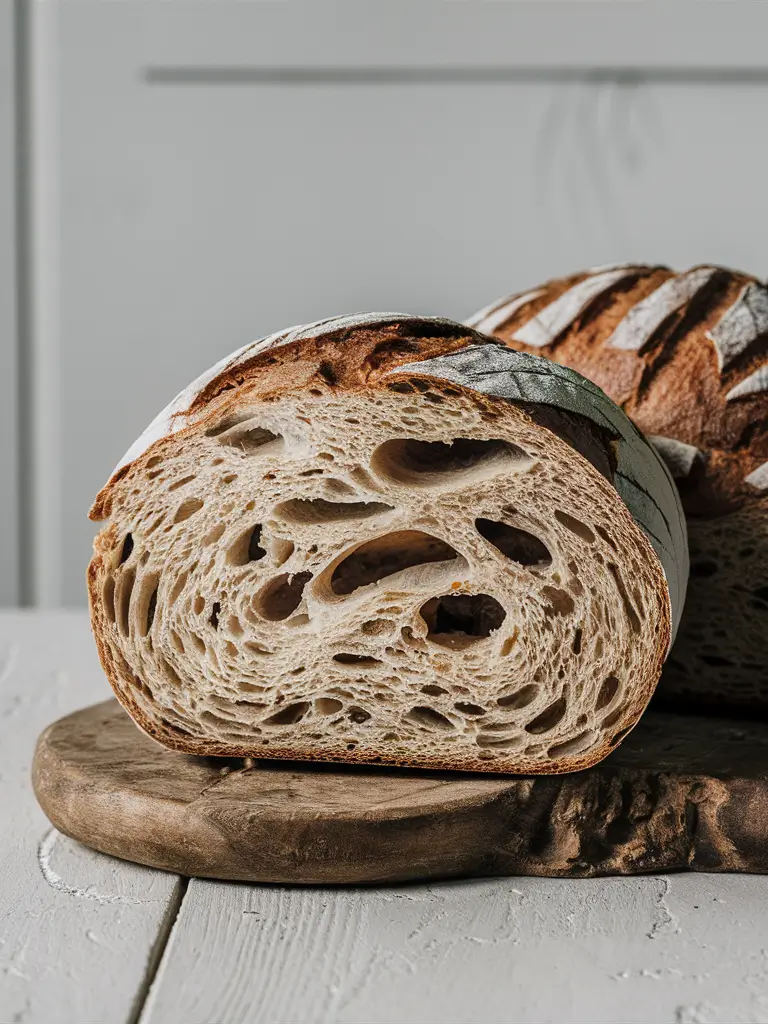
[32,699,768,884]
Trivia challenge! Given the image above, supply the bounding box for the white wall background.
[0,0,19,606]
[4,0,768,606]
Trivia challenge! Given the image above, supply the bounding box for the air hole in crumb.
[420,593,506,647]
[362,618,394,636]
[257,572,312,620]
[168,571,188,605]
[168,474,196,492]
[331,531,458,596]
[266,537,293,566]
[371,437,529,490]
[495,688,536,712]
[481,721,519,733]
[500,633,518,656]
[160,659,181,687]
[608,564,641,633]
[119,533,134,564]
[205,412,253,437]
[475,518,551,567]
[193,595,205,615]
[572,628,583,655]
[324,479,357,497]
[275,497,394,525]
[333,653,382,666]
[244,641,272,656]
[476,733,523,749]
[348,707,371,724]
[421,683,448,696]
[136,573,160,637]
[405,706,455,731]
[542,586,575,617]
[102,576,116,623]
[548,731,595,758]
[174,498,204,524]
[116,569,136,637]
[210,601,221,629]
[216,424,283,455]
[596,675,620,710]
[595,524,616,549]
[316,698,343,715]
[555,510,595,544]
[455,702,486,716]
[146,455,161,469]
[203,522,226,545]
[263,701,310,727]
[400,626,427,650]
[603,707,624,729]
[227,524,267,566]
[525,696,567,734]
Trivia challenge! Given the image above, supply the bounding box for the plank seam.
[130,875,190,1024]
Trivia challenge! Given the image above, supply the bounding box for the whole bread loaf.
[469,265,768,712]
[88,314,687,773]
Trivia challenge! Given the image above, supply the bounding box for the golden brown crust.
[483,265,768,516]
[89,321,483,523]
[473,266,768,713]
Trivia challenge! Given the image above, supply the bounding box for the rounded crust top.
[468,265,768,515]
[91,313,485,521]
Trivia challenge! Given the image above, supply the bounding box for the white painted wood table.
[2,611,768,1024]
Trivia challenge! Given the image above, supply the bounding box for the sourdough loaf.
[469,265,768,712]
[88,314,687,773]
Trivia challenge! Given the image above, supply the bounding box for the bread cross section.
[88,316,686,773]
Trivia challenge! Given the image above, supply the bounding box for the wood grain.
[33,699,768,885]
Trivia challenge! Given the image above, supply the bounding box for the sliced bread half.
[88,314,687,772]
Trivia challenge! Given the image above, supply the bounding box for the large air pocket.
[419,593,507,648]
[370,437,531,490]
[329,531,461,597]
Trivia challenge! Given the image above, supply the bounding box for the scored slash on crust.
[467,264,768,714]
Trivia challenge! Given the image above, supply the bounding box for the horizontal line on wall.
[145,66,768,87]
